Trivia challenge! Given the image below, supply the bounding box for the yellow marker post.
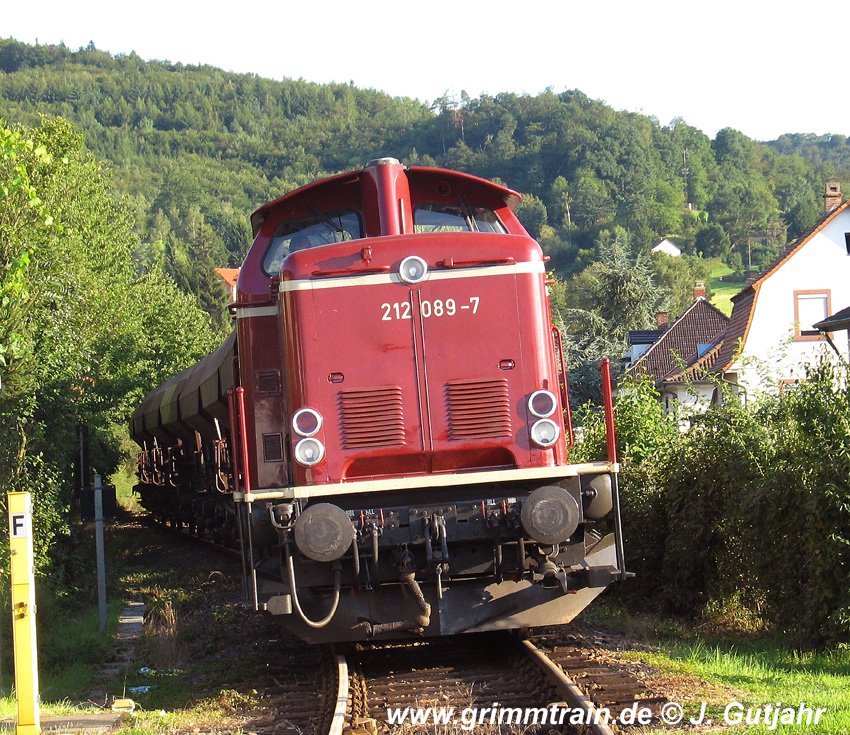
[8,492,40,735]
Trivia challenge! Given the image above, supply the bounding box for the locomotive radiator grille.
[338,387,406,448]
[446,379,512,440]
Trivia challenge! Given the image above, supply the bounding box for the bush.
[572,360,850,647]
[745,362,850,645]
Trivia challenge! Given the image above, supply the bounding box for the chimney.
[656,311,669,329]
[694,281,707,300]
[824,180,843,212]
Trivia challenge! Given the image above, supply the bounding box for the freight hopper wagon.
[131,158,628,643]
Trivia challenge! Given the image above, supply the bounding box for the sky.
[3,0,846,141]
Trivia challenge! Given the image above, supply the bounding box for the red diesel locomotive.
[131,158,626,643]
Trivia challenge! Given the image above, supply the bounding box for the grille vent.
[446,379,512,440]
[339,387,406,449]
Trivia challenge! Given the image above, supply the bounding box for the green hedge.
[573,361,850,647]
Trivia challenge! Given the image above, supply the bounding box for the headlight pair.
[527,390,560,448]
[292,408,325,466]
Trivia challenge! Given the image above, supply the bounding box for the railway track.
[132,517,665,733]
[533,629,668,728]
[345,634,561,732]
[329,631,666,734]
[222,630,665,734]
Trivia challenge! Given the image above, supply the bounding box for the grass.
[0,594,123,720]
[0,482,142,722]
[103,521,273,734]
[0,695,87,720]
[109,583,275,735]
[629,642,850,733]
[707,259,747,315]
[112,465,142,512]
[0,504,250,730]
[582,600,850,733]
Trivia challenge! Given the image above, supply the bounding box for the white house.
[716,184,850,396]
[651,238,681,257]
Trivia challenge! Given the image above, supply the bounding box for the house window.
[793,290,830,339]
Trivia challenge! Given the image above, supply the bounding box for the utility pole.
[94,474,107,635]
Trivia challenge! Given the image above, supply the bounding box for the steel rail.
[520,639,616,735]
[327,654,349,735]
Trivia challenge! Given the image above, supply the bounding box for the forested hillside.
[769,133,850,176]
[1,39,846,328]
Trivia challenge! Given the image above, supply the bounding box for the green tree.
[547,175,573,230]
[694,223,731,258]
[571,167,612,230]
[557,228,667,405]
[650,252,711,317]
[569,227,666,338]
[0,116,217,571]
[516,193,548,239]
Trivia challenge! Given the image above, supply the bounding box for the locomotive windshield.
[263,210,362,274]
[414,202,507,234]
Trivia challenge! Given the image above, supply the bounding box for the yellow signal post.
[8,492,40,735]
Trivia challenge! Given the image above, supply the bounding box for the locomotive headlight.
[292,408,323,437]
[528,390,558,418]
[398,255,428,284]
[294,437,325,466]
[530,419,560,448]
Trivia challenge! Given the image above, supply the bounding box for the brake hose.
[286,547,342,629]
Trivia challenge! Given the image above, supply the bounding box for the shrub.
[572,359,850,647]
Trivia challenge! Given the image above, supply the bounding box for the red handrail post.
[600,358,629,581]
[228,387,257,607]
[552,326,575,448]
[601,358,617,464]
[236,387,252,496]
[226,389,241,494]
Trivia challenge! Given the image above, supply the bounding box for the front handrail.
[311,265,391,278]
[601,358,628,581]
[600,358,617,465]
[437,256,515,269]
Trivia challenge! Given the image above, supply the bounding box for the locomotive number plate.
[381,297,480,321]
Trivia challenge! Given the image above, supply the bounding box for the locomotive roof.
[249,163,522,237]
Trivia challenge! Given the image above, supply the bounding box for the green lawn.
[0,597,122,720]
[707,260,747,315]
[633,642,850,733]
[585,602,850,733]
